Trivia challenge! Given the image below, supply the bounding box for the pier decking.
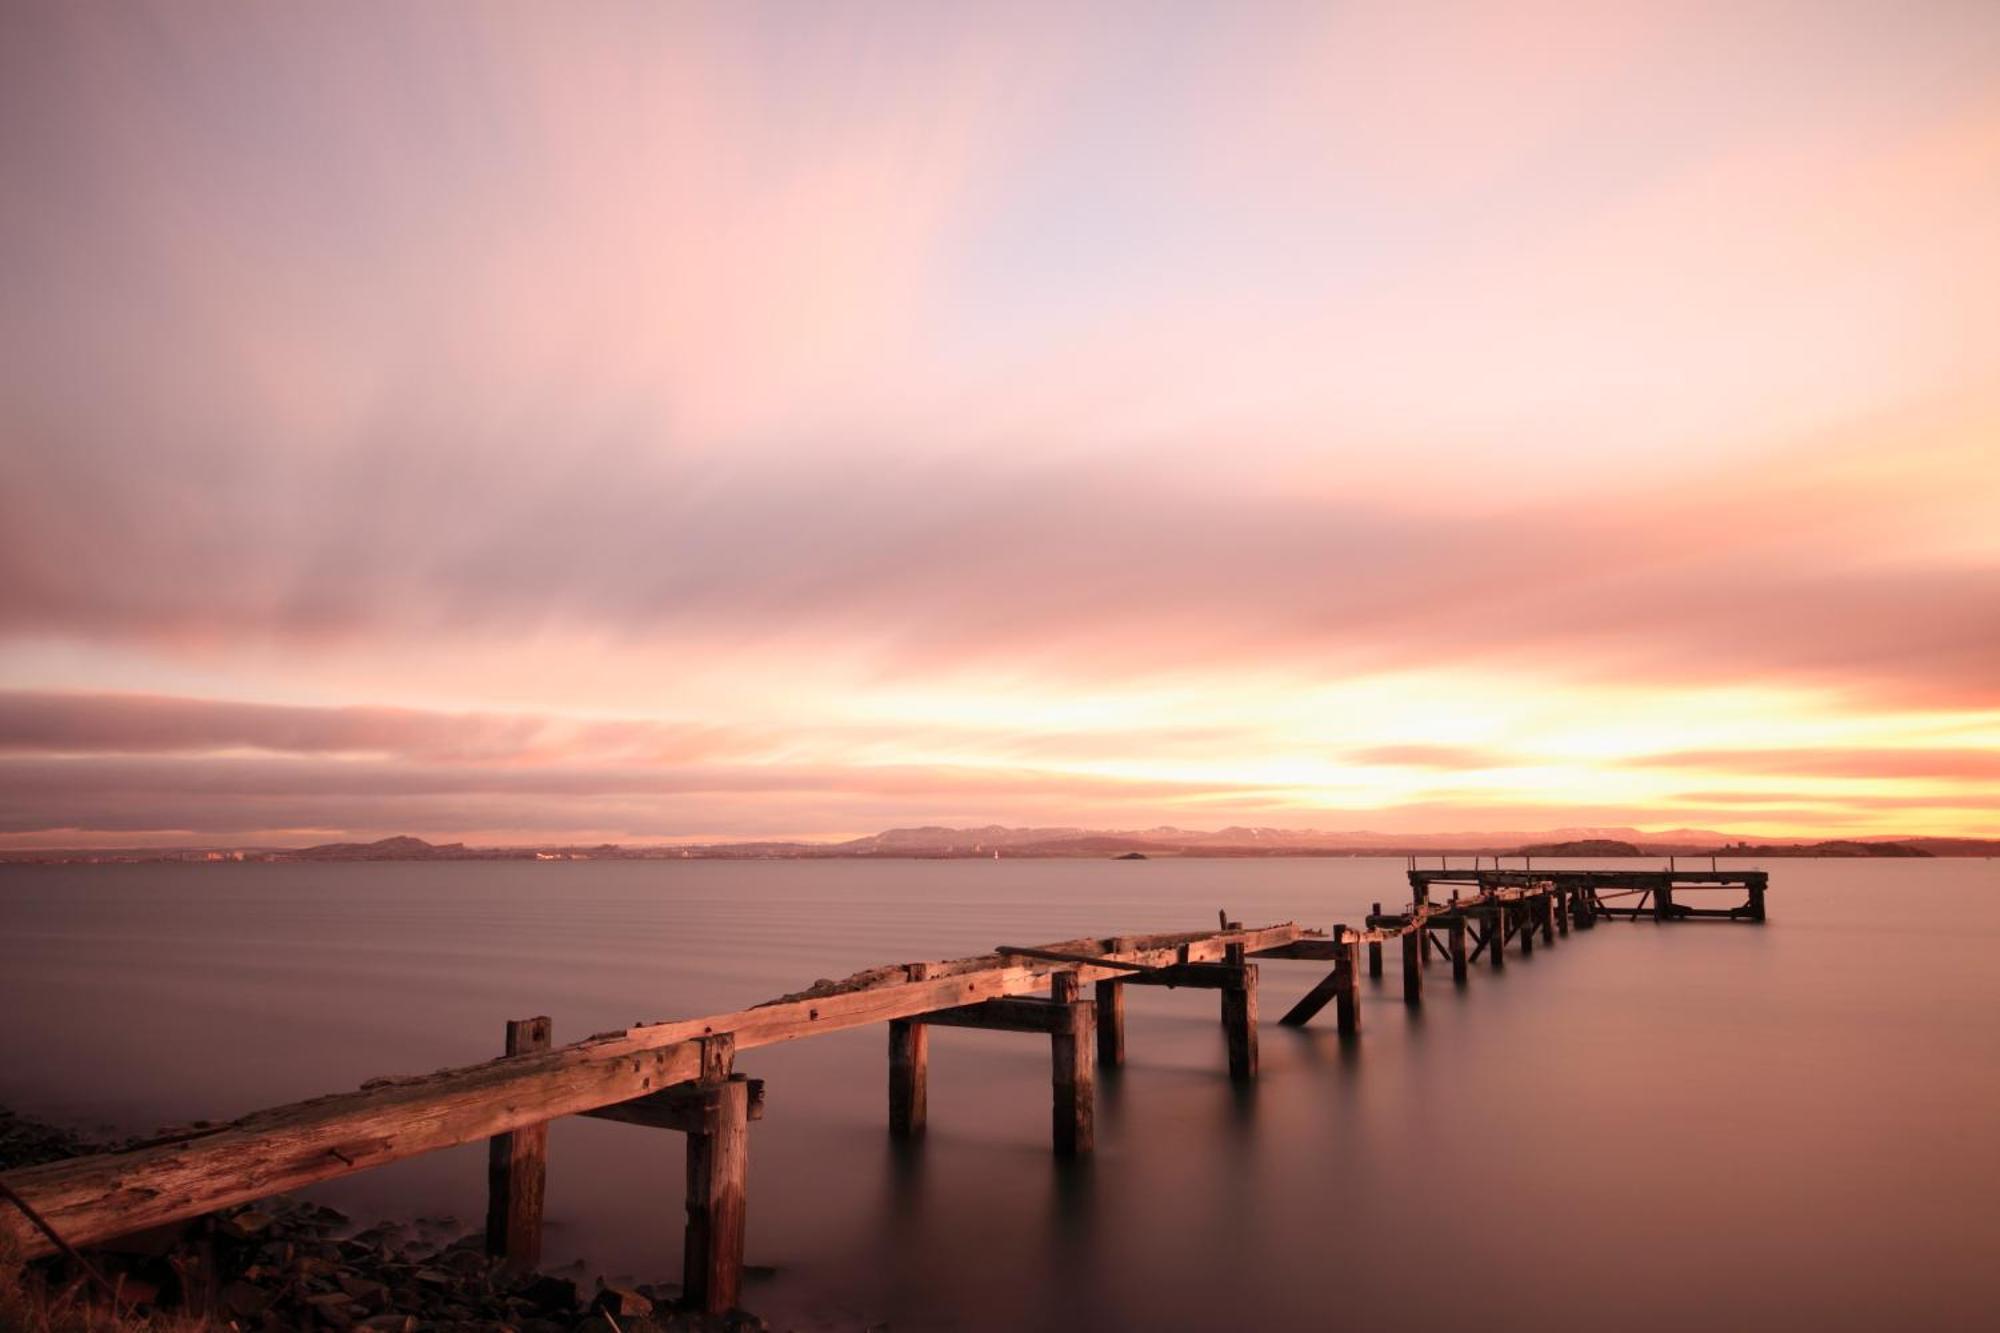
[0,867,1769,1315]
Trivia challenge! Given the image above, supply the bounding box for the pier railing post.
[888,964,932,1139]
[1222,941,1258,1082]
[1050,972,1095,1155]
[485,1016,552,1270]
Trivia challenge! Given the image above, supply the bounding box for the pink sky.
[2,1,1997,846]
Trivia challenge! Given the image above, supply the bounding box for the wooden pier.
[0,869,1769,1316]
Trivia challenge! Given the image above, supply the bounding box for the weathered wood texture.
[1095,978,1125,1068]
[0,921,1310,1258]
[1049,973,1095,1155]
[485,1016,552,1269]
[1221,944,1257,1083]
[682,1077,750,1313]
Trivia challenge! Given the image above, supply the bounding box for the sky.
[1,0,1997,847]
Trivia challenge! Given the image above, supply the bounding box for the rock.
[594,1285,654,1318]
[221,1208,277,1239]
[359,1317,417,1332]
[443,1245,492,1275]
[338,1274,389,1305]
[522,1275,580,1312]
[220,1279,273,1317]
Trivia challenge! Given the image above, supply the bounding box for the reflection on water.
[3,858,1997,1330]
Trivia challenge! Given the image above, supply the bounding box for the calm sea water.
[2,858,1996,1330]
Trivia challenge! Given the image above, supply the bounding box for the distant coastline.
[5,825,1990,865]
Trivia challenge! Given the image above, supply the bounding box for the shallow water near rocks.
[3,857,1997,1331]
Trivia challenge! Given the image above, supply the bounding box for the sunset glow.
[2,1,1996,846]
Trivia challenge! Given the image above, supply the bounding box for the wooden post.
[1654,885,1674,923]
[683,1066,749,1314]
[485,1016,552,1269]
[1050,972,1095,1155]
[1538,893,1556,943]
[1488,907,1507,970]
[1554,887,1571,936]
[1368,903,1384,977]
[1095,978,1125,1068]
[888,964,930,1138]
[1334,935,1360,1034]
[1448,916,1468,983]
[1575,888,1596,929]
[1748,878,1767,923]
[1519,903,1534,955]
[1401,930,1423,1006]
[1221,942,1258,1083]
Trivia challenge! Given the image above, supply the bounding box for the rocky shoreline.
[1,1109,769,1333]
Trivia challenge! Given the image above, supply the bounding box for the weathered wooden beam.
[1122,963,1239,990]
[916,997,1074,1034]
[1251,939,1345,961]
[485,1016,552,1271]
[583,1077,766,1132]
[1401,929,1423,1006]
[1049,974,1094,1156]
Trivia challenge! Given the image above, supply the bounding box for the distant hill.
[1712,840,1931,858]
[1515,839,1643,857]
[8,825,1995,865]
[291,836,489,861]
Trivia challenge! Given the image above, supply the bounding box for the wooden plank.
[916,998,1073,1034]
[583,1076,766,1131]
[1122,963,1239,990]
[485,1016,552,1270]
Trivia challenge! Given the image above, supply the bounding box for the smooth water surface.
[3,858,1996,1330]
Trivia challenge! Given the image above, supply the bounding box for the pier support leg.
[1050,973,1095,1155]
[1654,886,1675,923]
[1401,930,1423,1006]
[888,1019,927,1139]
[1221,945,1258,1082]
[1095,978,1126,1068]
[485,1016,551,1270]
[1448,917,1468,983]
[683,1073,750,1315]
[1519,905,1534,956]
[889,962,931,1138]
[1575,889,1596,929]
[1538,894,1556,944]
[1748,880,1767,923]
[1368,903,1383,977]
[1488,909,1507,970]
[1555,889,1570,936]
[1278,926,1358,1032]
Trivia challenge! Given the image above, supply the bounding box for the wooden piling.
[888,964,931,1139]
[1221,942,1258,1082]
[1368,902,1384,977]
[1448,916,1468,983]
[1519,904,1534,955]
[1538,893,1556,943]
[682,1073,750,1314]
[1050,972,1095,1155]
[1401,929,1423,1006]
[1334,935,1360,1034]
[485,1016,552,1270]
[1554,888,1570,936]
[1094,978,1125,1068]
[1488,908,1507,969]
